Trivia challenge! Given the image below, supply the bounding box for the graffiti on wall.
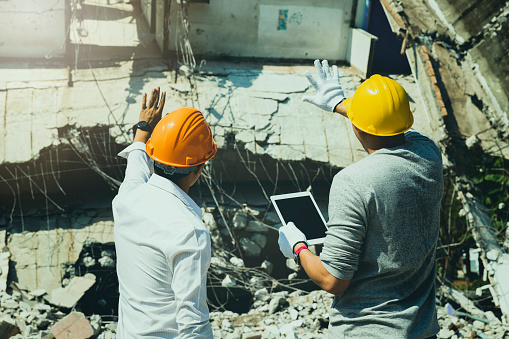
[277,9,303,30]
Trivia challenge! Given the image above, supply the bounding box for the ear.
[352,124,364,135]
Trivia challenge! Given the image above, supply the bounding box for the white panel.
[346,28,377,77]
[0,0,67,58]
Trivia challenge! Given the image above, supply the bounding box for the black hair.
[153,164,190,183]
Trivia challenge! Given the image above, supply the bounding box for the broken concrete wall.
[428,0,509,119]
[393,0,509,160]
[6,211,113,293]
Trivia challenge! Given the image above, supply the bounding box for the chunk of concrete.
[0,315,20,339]
[50,312,94,339]
[233,210,248,229]
[46,274,96,309]
[240,238,261,257]
[246,220,269,233]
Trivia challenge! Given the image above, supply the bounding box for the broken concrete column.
[0,230,8,292]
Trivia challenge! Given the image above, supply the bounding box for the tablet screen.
[272,194,327,242]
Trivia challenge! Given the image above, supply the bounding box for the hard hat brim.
[344,97,353,120]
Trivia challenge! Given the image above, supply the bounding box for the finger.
[314,59,325,81]
[157,91,166,114]
[142,93,147,110]
[148,89,156,107]
[304,71,319,88]
[332,65,340,80]
[322,60,331,78]
[152,88,160,108]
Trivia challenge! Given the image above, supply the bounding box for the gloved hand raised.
[303,59,345,112]
[278,222,307,259]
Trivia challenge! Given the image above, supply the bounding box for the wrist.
[334,99,348,117]
[293,242,308,253]
[133,130,151,143]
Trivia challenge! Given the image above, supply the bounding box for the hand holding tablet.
[270,191,328,246]
[278,222,307,258]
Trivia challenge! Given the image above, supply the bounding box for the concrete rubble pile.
[3,283,509,338]
[1,201,509,338]
[0,289,116,339]
[209,289,509,339]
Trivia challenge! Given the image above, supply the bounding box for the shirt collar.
[148,174,203,218]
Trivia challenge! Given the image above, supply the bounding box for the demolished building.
[0,0,508,337]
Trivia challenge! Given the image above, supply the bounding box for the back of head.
[146,107,217,173]
[343,75,413,136]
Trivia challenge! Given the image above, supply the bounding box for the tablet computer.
[270,191,328,245]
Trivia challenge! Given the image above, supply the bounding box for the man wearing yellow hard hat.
[112,88,216,338]
[278,60,443,339]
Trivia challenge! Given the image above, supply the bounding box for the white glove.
[303,59,345,112]
[278,222,307,259]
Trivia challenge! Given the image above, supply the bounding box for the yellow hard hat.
[343,74,413,136]
[146,107,217,167]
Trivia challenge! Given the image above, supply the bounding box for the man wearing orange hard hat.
[278,60,443,338]
[112,87,217,338]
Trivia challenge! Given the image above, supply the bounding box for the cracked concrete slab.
[0,58,441,169]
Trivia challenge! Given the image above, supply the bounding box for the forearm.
[334,101,348,118]
[296,243,350,295]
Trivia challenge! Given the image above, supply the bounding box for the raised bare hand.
[139,87,166,129]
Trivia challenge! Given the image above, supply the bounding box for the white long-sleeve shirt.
[112,142,212,338]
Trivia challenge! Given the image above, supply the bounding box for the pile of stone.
[436,303,509,339]
[0,289,116,339]
[201,206,283,258]
[210,289,333,339]
[2,283,509,338]
[208,288,509,339]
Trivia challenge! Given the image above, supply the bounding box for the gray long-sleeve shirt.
[320,129,443,339]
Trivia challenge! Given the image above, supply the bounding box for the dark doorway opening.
[367,0,411,75]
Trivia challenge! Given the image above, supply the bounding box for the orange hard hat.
[146,107,217,167]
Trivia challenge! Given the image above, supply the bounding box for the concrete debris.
[233,210,249,230]
[29,289,47,298]
[0,289,117,338]
[246,220,270,233]
[98,256,115,268]
[260,260,274,275]
[240,238,262,257]
[229,257,245,267]
[457,189,509,322]
[209,288,509,339]
[221,275,237,288]
[465,135,480,149]
[46,274,96,309]
[251,233,267,249]
[51,312,94,339]
[0,315,20,339]
[82,256,97,268]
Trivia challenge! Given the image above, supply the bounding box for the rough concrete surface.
[397,0,509,159]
